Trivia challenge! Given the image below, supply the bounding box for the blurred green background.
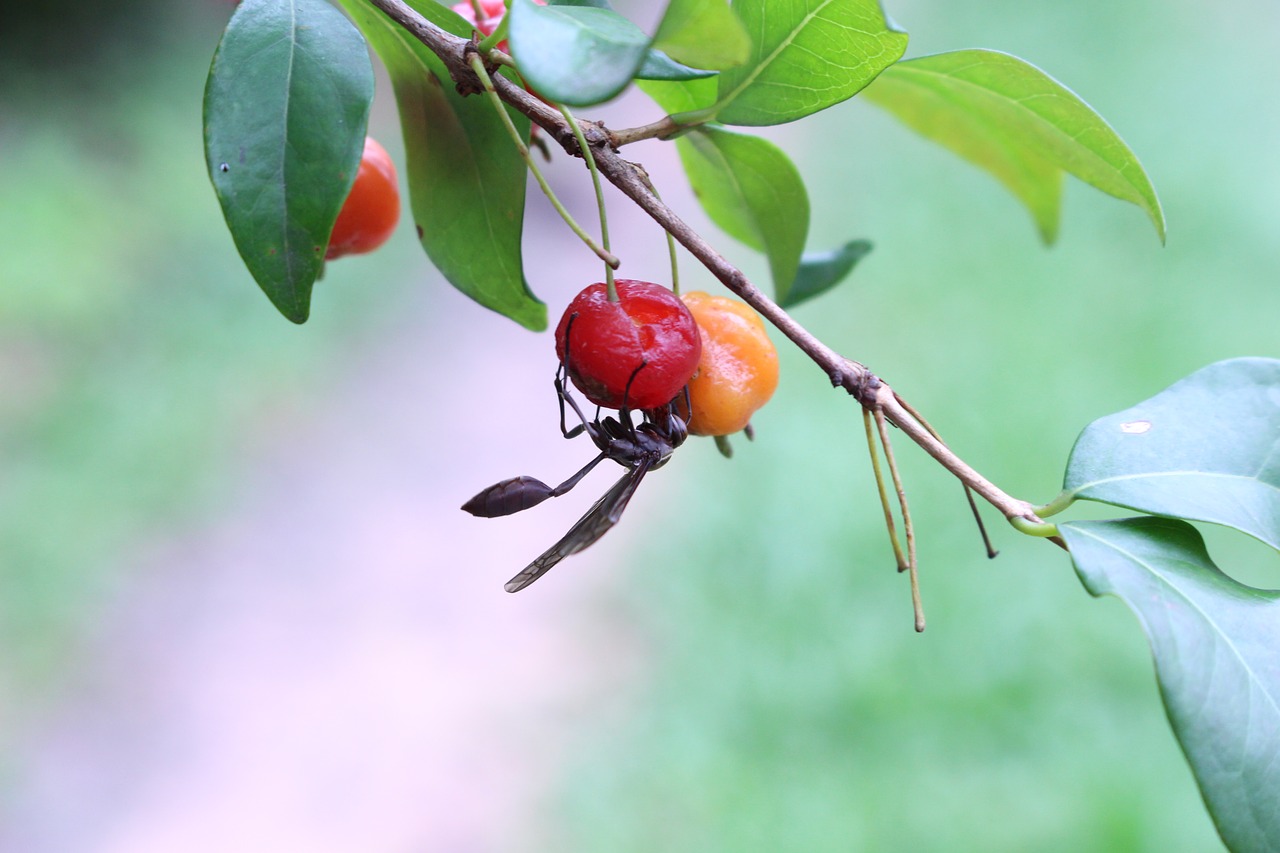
[1,0,1276,850]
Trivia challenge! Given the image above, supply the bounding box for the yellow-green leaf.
[864,49,1165,244]
[653,0,749,71]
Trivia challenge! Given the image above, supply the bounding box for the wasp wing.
[504,458,653,593]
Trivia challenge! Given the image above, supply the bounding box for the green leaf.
[336,0,545,330]
[636,77,718,116]
[712,0,907,127]
[635,49,718,82]
[781,239,872,308]
[1062,517,1280,852]
[676,126,809,300]
[1063,358,1280,550]
[863,49,1165,244]
[203,0,373,323]
[509,0,650,106]
[652,0,750,71]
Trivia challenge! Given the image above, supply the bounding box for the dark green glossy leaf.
[1062,517,1280,852]
[336,0,545,330]
[636,49,717,82]
[863,50,1165,244]
[652,0,750,71]
[781,239,872,308]
[1063,358,1280,550]
[204,0,373,323]
[676,126,808,300]
[509,0,649,106]
[712,0,907,126]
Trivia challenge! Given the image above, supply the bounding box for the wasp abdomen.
[461,476,555,518]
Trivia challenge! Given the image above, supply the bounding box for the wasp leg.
[557,375,592,440]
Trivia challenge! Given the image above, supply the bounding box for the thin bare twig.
[875,408,924,632]
[863,408,907,572]
[893,391,998,559]
[607,116,683,147]
[361,0,1057,544]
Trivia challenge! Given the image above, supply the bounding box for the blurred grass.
[552,0,1278,850]
[0,0,1275,850]
[0,5,420,708]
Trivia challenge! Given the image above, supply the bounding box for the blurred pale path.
[3,0,1278,849]
[0,5,674,840]
[0,285,649,852]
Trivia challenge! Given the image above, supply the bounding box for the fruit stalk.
[633,167,681,294]
[364,0,1056,538]
[467,54,620,271]
[559,105,616,300]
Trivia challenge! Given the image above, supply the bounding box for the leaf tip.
[1036,219,1060,246]
[1150,204,1168,246]
[279,299,311,325]
[517,304,548,332]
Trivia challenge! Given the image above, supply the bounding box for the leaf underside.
[1063,518,1280,852]
[338,0,545,330]
[652,0,750,72]
[863,49,1165,244]
[675,126,809,302]
[783,239,872,308]
[636,76,719,117]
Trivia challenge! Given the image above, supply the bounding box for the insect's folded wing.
[504,460,652,593]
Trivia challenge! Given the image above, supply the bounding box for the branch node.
[843,365,881,407]
[583,120,611,147]
[456,41,488,96]
[358,0,1072,600]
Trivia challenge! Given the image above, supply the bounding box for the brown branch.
[362,0,1054,536]
[607,116,683,147]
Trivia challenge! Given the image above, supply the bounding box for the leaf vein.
[1072,524,1280,730]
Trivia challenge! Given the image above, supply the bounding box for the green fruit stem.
[1032,490,1074,518]
[637,171,681,295]
[559,105,616,301]
[364,0,1063,562]
[476,16,508,53]
[1009,516,1061,538]
[468,55,620,272]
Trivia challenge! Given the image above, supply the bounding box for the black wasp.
[462,329,688,593]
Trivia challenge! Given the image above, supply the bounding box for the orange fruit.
[680,292,779,436]
[326,136,400,260]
